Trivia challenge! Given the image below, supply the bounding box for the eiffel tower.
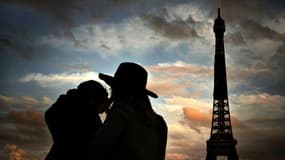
[206,1,239,160]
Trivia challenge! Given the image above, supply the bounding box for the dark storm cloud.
[225,32,246,46]
[0,109,51,159]
[1,0,138,28]
[240,19,285,41]
[1,41,47,59]
[215,0,285,95]
[0,38,13,48]
[2,0,80,28]
[230,42,285,95]
[0,0,138,59]
[271,42,285,68]
[0,109,50,145]
[47,31,83,48]
[139,0,284,43]
[193,0,275,22]
[142,10,198,40]
[0,95,52,160]
[245,117,285,127]
[0,95,52,158]
[198,0,285,43]
[236,126,285,160]
[264,42,285,94]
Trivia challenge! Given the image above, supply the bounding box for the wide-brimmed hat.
[99,62,158,98]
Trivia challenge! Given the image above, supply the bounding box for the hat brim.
[99,73,158,98]
[99,73,114,86]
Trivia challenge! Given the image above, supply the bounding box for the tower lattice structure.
[206,6,239,160]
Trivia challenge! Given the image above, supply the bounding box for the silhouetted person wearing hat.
[45,80,111,160]
[88,62,168,160]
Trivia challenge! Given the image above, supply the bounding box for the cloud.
[148,77,192,97]
[236,126,285,160]
[2,0,97,28]
[240,19,284,41]
[165,123,207,160]
[146,61,213,97]
[231,93,285,108]
[0,95,15,106]
[61,63,92,72]
[0,0,139,59]
[0,95,52,109]
[193,0,275,23]
[230,93,285,121]
[0,37,45,59]
[146,60,273,98]
[4,144,26,160]
[0,95,54,159]
[0,38,13,48]
[0,109,51,159]
[141,4,217,42]
[183,107,211,123]
[100,44,111,50]
[165,96,211,110]
[41,17,171,56]
[166,153,189,160]
[40,31,83,48]
[148,61,212,78]
[7,109,45,126]
[181,106,245,134]
[4,144,42,160]
[266,43,285,94]
[272,42,285,68]
[157,95,246,159]
[142,12,198,40]
[19,72,103,88]
[225,32,246,46]
[138,0,283,43]
[224,38,284,94]
[181,107,211,133]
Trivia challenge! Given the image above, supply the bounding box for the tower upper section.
[213,6,228,100]
[214,8,225,35]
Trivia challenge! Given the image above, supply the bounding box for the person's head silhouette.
[99,62,158,100]
[77,80,110,113]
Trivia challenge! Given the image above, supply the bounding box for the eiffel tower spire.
[206,1,239,159]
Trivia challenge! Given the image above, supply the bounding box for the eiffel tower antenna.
[217,0,221,17]
[217,0,221,9]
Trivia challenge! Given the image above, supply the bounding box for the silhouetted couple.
[45,62,168,160]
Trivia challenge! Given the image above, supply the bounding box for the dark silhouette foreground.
[45,80,110,160]
[88,62,168,160]
[45,62,168,160]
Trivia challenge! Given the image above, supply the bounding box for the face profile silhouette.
[77,80,111,113]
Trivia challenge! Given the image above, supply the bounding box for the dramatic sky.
[0,0,285,159]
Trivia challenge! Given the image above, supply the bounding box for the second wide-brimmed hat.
[99,62,158,98]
